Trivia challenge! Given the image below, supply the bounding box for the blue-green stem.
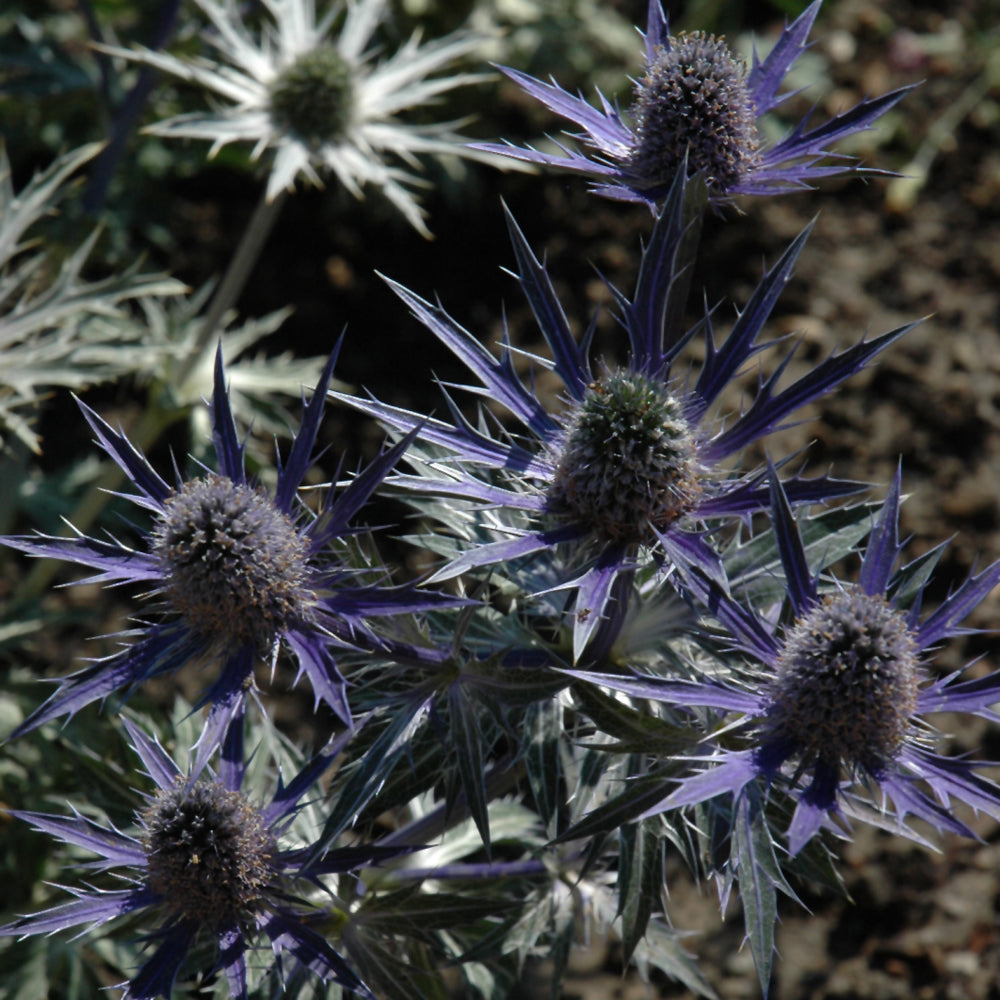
[175,186,290,388]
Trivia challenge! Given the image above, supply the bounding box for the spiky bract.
[475,0,910,206]
[338,172,913,659]
[2,347,457,750]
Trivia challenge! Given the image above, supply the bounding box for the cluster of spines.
[629,31,761,191]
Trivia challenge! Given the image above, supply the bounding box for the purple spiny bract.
[474,0,912,207]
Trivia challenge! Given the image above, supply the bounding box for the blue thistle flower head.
[4,345,456,750]
[547,367,703,544]
[339,172,914,660]
[569,464,1000,856]
[0,715,401,999]
[151,471,315,652]
[628,28,762,193]
[475,0,911,206]
[761,587,920,776]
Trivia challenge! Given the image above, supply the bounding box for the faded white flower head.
[108,0,487,234]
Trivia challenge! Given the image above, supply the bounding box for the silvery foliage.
[0,143,182,453]
[0,143,329,460]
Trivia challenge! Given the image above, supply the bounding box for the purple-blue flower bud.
[765,591,920,772]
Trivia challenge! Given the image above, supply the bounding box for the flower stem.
[176,186,289,386]
[660,173,707,344]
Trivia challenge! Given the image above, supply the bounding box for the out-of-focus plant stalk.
[175,188,290,389]
[886,69,993,213]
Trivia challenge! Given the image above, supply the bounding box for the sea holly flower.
[566,465,1000,856]
[103,0,486,234]
[338,172,914,659]
[4,347,453,748]
[0,715,402,999]
[476,0,910,206]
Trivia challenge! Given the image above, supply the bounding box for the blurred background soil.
[6,0,1000,996]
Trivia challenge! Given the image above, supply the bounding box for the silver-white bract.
[108,0,487,234]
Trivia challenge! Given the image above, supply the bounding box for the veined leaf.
[571,679,697,753]
[315,697,432,853]
[725,500,875,605]
[448,681,492,853]
[524,699,565,836]
[730,788,787,996]
[617,818,664,964]
[556,769,677,844]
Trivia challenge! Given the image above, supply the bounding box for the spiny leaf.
[731,789,784,996]
[524,699,565,836]
[358,888,520,932]
[315,698,432,853]
[724,499,875,603]
[617,818,664,964]
[556,769,677,844]
[341,930,450,1000]
[892,543,946,609]
[571,679,696,753]
[631,917,719,999]
[448,681,492,853]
